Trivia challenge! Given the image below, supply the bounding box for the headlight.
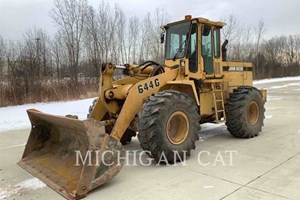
[180,60,185,67]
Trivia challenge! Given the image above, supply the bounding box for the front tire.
[225,86,265,138]
[138,90,200,163]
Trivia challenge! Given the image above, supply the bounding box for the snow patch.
[0,98,95,133]
[287,82,300,86]
[268,85,288,89]
[266,82,300,89]
[0,76,299,133]
[201,123,225,132]
[203,185,214,189]
[16,178,46,190]
[199,123,227,140]
[254,76,300,85]
[0,142,26,150]
[267,96,283,101]
[265,115,273,120]
[0,178,46,199]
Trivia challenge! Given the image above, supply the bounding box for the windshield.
[165,22,191,59]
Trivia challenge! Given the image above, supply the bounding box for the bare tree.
[127,16,140,63]
[22,28,52,78]
[84,5,102,78]
[139,13,152,62]
[138,11,166,63]
[5,41,25,104]
[295,35,300,65]
[151,8,168,63]
[241,26,253,60]
[222,15,238,41]
[0,35,6,80]
[52,31,68,79]
[285,35,297,64]
[0,35,6,105]
[221,14,239,59]
[51,0,88,84]
[254,19,267,77]
[113,4,126,64]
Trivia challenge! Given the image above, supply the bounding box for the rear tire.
[87,98,136,145]
[138,90,200,163]
[225,86,265,138]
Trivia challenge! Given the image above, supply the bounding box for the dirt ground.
[0,79,299,200]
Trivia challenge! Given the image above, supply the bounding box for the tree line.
[222,15,300,79]
[0,0,167,106]
[0,0,299,107]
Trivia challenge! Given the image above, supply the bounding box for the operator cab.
[162,15,225,80]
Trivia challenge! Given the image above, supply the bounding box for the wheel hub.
[166,111,189,145]
[247,100,259,125]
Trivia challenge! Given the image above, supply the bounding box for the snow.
[0,98,95,133]
[267,96,283,101]
[16,178,46,190]
[287,82,300,86]
[253,76,300,85]
[268,85,288,89]
[201,123,225,132]
[265,115,273,120]
[0,76,299,133]
[203,185,214,189]
[0,178,46,199]
[0,142,26,150]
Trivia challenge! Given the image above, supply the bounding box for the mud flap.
[18,109,124,199]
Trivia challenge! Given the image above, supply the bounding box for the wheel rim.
[247,100,259,125]
[166,111,189,145]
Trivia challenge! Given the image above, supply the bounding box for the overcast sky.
[0,0,299,41]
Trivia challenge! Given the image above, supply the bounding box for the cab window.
[201,25,213,74]
[187,23,198,73]
[214,28,220,58]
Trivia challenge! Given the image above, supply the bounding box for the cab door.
[201,25,214,76]
[201,24,222,78]
[212,27,222,78]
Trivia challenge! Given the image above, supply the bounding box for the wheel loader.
[18,15,267,199]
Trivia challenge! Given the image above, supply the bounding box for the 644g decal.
[138,78,160,94]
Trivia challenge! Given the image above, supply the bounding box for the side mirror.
[202,24,210,36]
[160,31,165,44]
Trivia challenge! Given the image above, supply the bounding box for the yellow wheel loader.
[18,15,267,199]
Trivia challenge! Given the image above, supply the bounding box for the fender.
[164,80,200,105]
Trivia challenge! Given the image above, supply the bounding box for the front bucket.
[18,109,124,199]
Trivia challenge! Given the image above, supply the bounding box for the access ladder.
[211,82,226,123]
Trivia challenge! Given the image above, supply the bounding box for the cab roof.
[163,16,225,28]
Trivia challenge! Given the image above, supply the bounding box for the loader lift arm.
[91,62,180,140]
[110,68,179,140]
